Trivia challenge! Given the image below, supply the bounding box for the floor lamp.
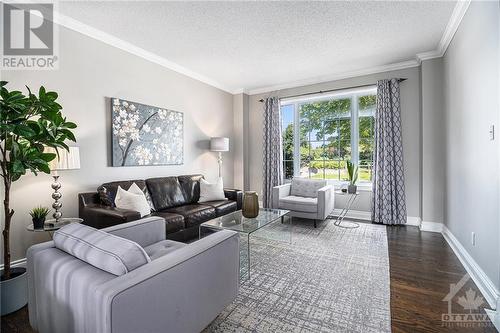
[210,137,229,178]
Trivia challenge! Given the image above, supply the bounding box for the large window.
[281,88,376,183]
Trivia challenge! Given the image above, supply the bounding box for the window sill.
[328,180,372,192]
[284,179,372,192]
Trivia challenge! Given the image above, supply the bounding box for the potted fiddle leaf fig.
[346,160,358,194]
[0,81,77,315]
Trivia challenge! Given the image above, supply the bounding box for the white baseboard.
[406,216,421,227]
[331,209,371,221]
[420,221,443,233]
[0,258,27,271]
[331,211,423,228]
[485,296,500,331]
[441,226,499,309]
[330,209,423,226]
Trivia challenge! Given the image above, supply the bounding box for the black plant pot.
[33,217,46,229]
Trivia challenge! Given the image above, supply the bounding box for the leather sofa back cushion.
[146,177,187,210]
[53,223,151,276]
[290,178,327,198]
[100,180,155,211]
[178,174,203,203]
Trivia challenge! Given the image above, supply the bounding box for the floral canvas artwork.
[111,98,183,166]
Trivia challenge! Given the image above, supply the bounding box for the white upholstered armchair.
[272,178,334,228]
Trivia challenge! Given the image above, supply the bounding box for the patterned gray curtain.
[262,97,283,208]
[372,79,407,225]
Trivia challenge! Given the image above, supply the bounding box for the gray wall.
[1,25,234,263]
[421,58,445,224]
[233,93,250,190]
[443,1,499,288]
[247,67,422,218]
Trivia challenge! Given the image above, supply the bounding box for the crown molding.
[231,88,247,95]
[417,0,471,62]
[416,50,442,63]
[50,12,237,94]
[17,0,469,96]
[246,59,419,95]
[437,0,471,56]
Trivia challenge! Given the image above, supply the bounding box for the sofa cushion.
[203,200,237,216]
[199,178,227,203]
[100,179,155,211]
[115,183,151,217]
[178,174,204,203]
[279,195,318,213]
[97,186,113,206]
[53,223,150,276]
[152,211,186,234]
[290,178,327,198]
[143,239,186,260]
[146,177,187,210]
[165,204,216,228]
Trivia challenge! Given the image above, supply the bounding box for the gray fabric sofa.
[27,217,240,333]
[272,178,334,228]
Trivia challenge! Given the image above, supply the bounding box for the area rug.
[205,219,391,333]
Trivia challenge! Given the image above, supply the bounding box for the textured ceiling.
[58,1,456,93]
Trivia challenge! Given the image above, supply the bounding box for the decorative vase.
[242,191,259,218]
[33,217,45,230]
[348,184,357,194]
[1,267,28,315]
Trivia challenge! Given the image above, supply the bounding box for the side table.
[329,191,360,229]
[26,217,83,238]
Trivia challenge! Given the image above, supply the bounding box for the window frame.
[280,86,377,186]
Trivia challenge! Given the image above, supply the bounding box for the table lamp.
[210,137,229,178]
[46,146,80,222]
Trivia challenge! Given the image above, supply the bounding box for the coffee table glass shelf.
[200,208,290,281]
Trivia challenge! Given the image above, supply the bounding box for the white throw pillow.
[198,178,227,203]
[115,183,151,217]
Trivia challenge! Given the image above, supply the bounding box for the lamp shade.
[46,146,81,171]
[210,137,229,152]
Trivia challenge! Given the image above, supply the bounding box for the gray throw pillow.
[54,223,151,276]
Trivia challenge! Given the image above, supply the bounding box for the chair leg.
[314,220,317,228]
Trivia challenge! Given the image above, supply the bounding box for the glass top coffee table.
[200,208,290,280]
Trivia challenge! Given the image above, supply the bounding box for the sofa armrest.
[80,204,141,229]
[90,230,239,333]
[103,217,166,247]
[224,188,243,209]
[27,241,56,331]
[317,185,334,220]
[272,183,291,209]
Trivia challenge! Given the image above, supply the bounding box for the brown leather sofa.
[78,174,242,242]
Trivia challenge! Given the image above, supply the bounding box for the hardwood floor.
[388,226,496,333]
[2,225,497,333]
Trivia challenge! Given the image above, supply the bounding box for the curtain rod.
[258,78,407,102]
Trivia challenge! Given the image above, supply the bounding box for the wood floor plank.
[387,225,497,333]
